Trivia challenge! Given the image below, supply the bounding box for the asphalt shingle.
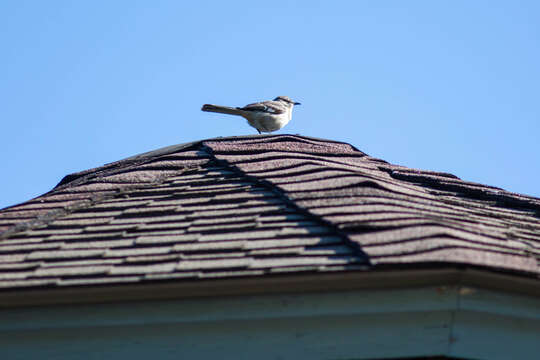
[0,134,538,291]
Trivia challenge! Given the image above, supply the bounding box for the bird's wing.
[239,100,287,114]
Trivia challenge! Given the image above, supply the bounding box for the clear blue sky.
[1,1,539,209]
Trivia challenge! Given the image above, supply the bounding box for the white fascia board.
[0,285,538,360]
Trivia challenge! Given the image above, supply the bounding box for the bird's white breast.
[244,109,292,133]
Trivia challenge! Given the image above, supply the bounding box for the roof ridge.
[54,142,204,190]
[53,135,363,190]
[206,134,365,151]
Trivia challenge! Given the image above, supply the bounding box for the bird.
[201,96,301,134]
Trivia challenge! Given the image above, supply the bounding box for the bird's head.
[274,96,301,106]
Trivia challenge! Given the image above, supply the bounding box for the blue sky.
[1,1,539,209]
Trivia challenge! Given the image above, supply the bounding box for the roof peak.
[55,134,365,189]
[124,134,361,161]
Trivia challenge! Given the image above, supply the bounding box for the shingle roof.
[1,135,539,291]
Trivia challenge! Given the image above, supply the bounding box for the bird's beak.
[294,102,301,105]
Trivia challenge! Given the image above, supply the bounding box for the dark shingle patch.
[135,234,198,245]
[61,239,134,250]
[0,241,64,253]
[27,249,106,261]
[0,279,58,289]
[57,276,142,287]
[386,167,540,212]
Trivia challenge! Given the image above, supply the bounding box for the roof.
[1,134,539,295]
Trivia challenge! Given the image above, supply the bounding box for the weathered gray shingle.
[0,134,539,291]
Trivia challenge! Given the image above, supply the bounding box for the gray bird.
[201,96,301,134]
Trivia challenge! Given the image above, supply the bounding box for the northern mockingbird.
[201,96,301,134]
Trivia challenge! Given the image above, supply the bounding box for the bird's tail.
[201,104,244,116]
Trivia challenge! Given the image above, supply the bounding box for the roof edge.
[52,134,364,190]
[1,267,538,308]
